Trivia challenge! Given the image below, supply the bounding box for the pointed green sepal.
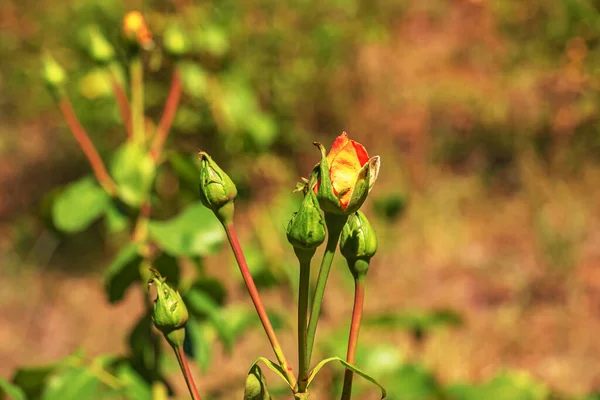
[313,142,341,214]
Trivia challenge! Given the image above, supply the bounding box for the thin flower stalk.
[151,66,182,161]
[58,96,116,195]
[340,275,366,400]
[224,224,297,389]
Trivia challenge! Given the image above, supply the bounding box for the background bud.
[286,190,326,252]
[85,25,115,64]
[340,211,378,277]
[164,21,190,58]
[42,54,66,94]
[149,269,188,346]
[123,11,153,50]
[198,151,237,223]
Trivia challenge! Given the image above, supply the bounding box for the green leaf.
[244,364,272,400]
[41,366,103,400]
[12,364,56,399]
[446,371,549,400]
[185,320,213,373]
[363,309,463,332]
[386,364,441,400]
[247,358,293,391]
[184,288,233,351]
[127,313,157,377]
[179,62,208,99]
[105,201,129,233]
[52,177,110,233]
[115,365,152,400]
[0,378,26,400]
[104,244,142,303]
[111,143,155,207]
[306,357,387,398]
[148,202,224,257]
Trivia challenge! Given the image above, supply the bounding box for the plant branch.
[151,66,182,162]
[108,63,132,138]
[306,213,348,365]
[130,56,145,144]
[58,97,117,195]
[224,223,297,389]
[340,275,365,400]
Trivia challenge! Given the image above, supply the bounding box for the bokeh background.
[2,0,600,399]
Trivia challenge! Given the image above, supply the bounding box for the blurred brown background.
[2,0,600,398]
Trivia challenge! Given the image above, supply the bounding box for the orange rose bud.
[123,11,153,49]
[313,132,380,214]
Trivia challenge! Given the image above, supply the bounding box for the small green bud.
[198,151,237,224]
[149,269,188,347]
[339,211,377,278]
[164,21,190,58]
[42,54,66,95]
[286,190,326,254]
[244,365,272,400]
[86,26,115,64]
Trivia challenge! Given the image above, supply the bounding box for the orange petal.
[329,141,360,199]
[326,132,350,165]
[352,140,370,166]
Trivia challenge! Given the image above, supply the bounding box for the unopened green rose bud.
[164,21,190,58]
[286,190,326,256]
[42,54,66,96]
[339,211,377,278]
[244,365,272,400]
[86,26,115,64]
[149,269,188,347]
[198,151,237,224]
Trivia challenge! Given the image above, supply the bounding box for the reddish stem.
[58,97,116,195]
[109,72,132,139]
[175,346,202,400]
[151,67,182,162]
[340,277,365,400]
[224,224,297,389]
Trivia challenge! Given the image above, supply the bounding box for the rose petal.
[326,132,350,165]
[351,140,370,166]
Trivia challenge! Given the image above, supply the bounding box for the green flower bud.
[42,54,66,95]
[340,211,377,278]
[149,269,188,347]
[86,26,115,64]
[286,190,326,254]
[198,151,237,224]
[244,365,272,400]
[164,21,190,58]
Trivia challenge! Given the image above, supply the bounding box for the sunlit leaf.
[110,143,155,207]
[148,202,224,257]
[0,378,26,400]
[52,177,110,233]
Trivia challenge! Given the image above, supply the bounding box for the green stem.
[296,249,313,393]
[306,213,348,365]
[224,224,297,390]
[130,56,144,144]
[174,345,202,400]
[340,274,366,400]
